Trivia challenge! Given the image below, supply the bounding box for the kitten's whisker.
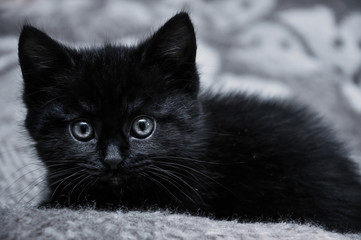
[47,168,80,180]
[16,174,47,204]
[18,167,78,205]
[47,165,81,174]
[152,155,245,165]
[24,181,49,206]
[137,172,153,201]
[7,174,46,202]
[7,161,44,175]
[22,173,70,206]
[0,166,46,197]
[49,170,82,202]
[155,161,213,178]
[146,165,203,203]
[143,170,179,202]
[151,155,215,164]
[146,166,198,206]
[67,172,89,199]
[158,167,205,201]
[77,176,96,202]
[63,172,88,205]
[155,161,237,198]
[77,162,101,172]
[47,168,81,185]
[46,163,81,169]
[157,173,198,206]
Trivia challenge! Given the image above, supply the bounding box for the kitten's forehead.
[73,46,145,109]
[76,96,145,116]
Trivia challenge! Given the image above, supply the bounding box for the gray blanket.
[1,0,361,239]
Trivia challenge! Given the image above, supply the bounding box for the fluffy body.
[18,13,361,233]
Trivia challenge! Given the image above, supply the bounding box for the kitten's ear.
[19,25,73,106]
[18,25,73,82]
[142,12,197,68]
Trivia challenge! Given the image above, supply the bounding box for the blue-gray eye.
[131,117,155,139]
[70,120,94,141]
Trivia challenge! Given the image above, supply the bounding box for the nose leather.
[104,144,122,170]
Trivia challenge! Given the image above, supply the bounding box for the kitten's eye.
[70,120,94,141]
[131,116,155,139]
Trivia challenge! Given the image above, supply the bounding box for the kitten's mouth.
[109,177,122,186]
[99,176,123,186]
[99,172,126,186]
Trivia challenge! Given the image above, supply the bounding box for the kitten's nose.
[104,144,122,170]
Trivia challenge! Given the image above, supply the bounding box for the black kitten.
[19,12,361,233]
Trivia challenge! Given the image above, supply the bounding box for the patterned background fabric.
[1,0,361,239]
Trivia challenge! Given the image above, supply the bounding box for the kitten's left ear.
[142,12,197,69]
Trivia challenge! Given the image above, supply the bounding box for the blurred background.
[1,0,361,206]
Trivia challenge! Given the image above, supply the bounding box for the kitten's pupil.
[138,121,146,131]
[80,124,88,134]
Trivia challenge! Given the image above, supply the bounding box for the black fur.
[19,12,361,233]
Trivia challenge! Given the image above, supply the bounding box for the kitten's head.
[19,13,208,208]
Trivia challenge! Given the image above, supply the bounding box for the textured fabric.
[1,0,361,239]
[1,208,360,240]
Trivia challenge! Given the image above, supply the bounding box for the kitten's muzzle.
[104,157,122,170]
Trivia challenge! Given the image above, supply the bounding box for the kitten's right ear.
[18,25,73,83]
[19,25,73,106]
